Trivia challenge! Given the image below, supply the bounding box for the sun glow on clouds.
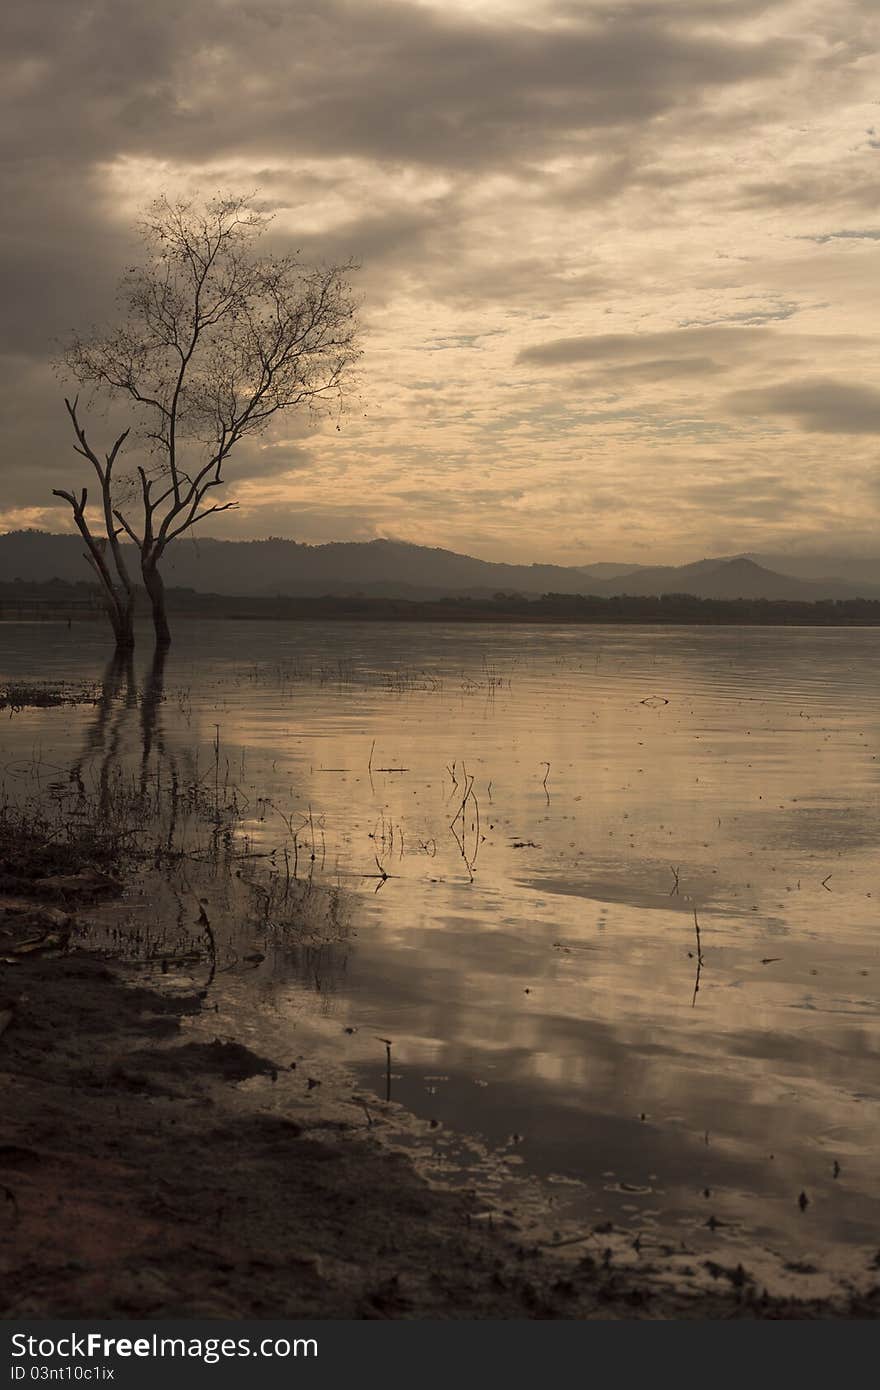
[2,0,880,562]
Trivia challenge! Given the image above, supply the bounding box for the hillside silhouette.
[4,531,880,603]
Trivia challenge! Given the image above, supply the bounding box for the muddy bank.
[1,883,878,1322]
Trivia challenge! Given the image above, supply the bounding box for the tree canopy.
[54,193,361,647]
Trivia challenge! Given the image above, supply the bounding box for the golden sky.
[2,0,879,564]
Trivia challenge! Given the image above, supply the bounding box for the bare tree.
[54,194,360,648]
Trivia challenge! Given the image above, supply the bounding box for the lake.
[3,618,879,1282]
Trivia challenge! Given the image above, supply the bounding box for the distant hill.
[603,555,880,602]
[745,551,880,588]
[3,531,880,603]
[0,532,612,599]
[572,561,649,579]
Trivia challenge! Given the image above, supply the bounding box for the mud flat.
[1,842,877,1321]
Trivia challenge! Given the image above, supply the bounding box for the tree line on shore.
[6,579,880,625]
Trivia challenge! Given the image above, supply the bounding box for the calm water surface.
[3,619,879,1273]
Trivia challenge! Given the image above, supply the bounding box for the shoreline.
[2,866,878,1320]
[7,591,880,629]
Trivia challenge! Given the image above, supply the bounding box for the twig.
[691,908,705,1007]
[375,1037,393,1102]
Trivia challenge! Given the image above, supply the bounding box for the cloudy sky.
[2,0,879,564]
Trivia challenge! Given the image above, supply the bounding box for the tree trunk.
[108,571,135,651]
[89,562,134,650]
[73,537,133,650]
[109,603,136,650]
[142,559,171,648]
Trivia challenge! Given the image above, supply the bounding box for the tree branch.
[56,193,360,641]
[113,508,143,548]
[165,499,239,542]
[64,398,134,601]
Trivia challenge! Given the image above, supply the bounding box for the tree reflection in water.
[63,642,351,997]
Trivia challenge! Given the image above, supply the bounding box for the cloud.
[685,475,810,517]
[796,229,880,244]
[735,167,880,213]
[198,500,386,545]
[678,300,803,328]
[726,378,880,434]
[2,0,880,563]
[0,2,796,172]
[516,326,764,367]
[573,356,725,384]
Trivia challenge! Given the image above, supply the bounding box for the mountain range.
[4,530,880,604]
